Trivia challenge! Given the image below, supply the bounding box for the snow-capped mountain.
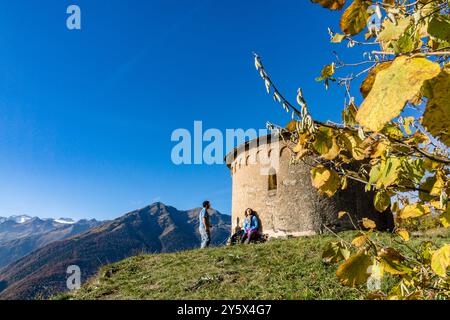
[7,215,33,224]
[0,215,103,269]
[0,215,78,225]
[53,218,76,224]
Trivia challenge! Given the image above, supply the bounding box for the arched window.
[268,168,277,191]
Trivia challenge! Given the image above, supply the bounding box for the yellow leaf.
[321,136,340,160]
[440,206,450,228]
[422,66,450,147]
[340,132,365,160]
[374,191,391,212]
[339,0,369,36]
[396,229,410,241]
[311,0,346,10]
[312,127,333,155]
[431,244,450,277]
[336,250,372,287]
[360,62,393,98]
[310,165,341,197]
[402,116,415,135]
[311,165,331,189]
[341,175,348,190]
[356,56,441,131]
[342,102,358,125]
[322,241,350,264]
[375,157,401,188]
[370,140,389,158]
[398,203,431,219]
[286,120,298,132]
[430,172,445,197]
[377,17,412,42]
[352,234,367,247]
[379,247,410,275]
[338,211,348,219]
[293,133,309,153]
[362,218,376,229]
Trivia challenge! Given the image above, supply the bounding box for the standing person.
[199,200,212,249]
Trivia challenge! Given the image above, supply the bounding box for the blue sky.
[0,1,366,220]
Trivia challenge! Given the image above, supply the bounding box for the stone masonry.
[225,134,394,238]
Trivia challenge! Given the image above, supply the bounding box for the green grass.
[59,230,449,300]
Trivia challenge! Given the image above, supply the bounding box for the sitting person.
[240,208,259,244]
[227,212,249,246]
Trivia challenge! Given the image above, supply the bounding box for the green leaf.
[392,25,421,54]
[356,56,441,131]
[428,15,450,43]
[339,0,369,36]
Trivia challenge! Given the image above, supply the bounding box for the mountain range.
[0,216,102,269]
[0,203,231,300]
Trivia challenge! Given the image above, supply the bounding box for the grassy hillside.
[60,230,449,300]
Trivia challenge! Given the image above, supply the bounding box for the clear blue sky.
[0,0,364,220]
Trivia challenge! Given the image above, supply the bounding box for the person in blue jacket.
[240,208,259,244]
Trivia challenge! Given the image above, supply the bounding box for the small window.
[268,170,277,191]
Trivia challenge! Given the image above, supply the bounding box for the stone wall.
[227,137,393,238]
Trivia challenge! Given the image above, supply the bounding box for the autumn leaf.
[431,244,450,277]
[360,61,392,98]
[336,250,372,287]
[342,102,358,125]
[312,127,333,155]
[398,203,431,219]
[374,191,391,212]
[440,206,450,228]
[321,136,340,160]
[322,241,350,264]
[362,218,376,229]
[430,172,445,197]
[375,157,401,188]
[356,56,441,131]
[338,211,348,219]
[340,0,369,36]
[377,17,412,42]
[285,120,298,132]
[311,0,346,10]
[340,132,365,160]
[379,247,410,275]
[310,165,341,197]
[351,234,368,247]
[428,15,450,43]
[396,229,410,241]
[422,65,450,147]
